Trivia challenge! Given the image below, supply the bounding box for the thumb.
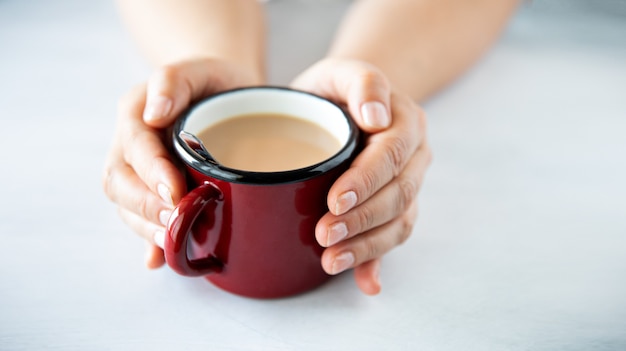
[292,59,392,133]
[142,59,254,128]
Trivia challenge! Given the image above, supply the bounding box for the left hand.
[291,58,432,295]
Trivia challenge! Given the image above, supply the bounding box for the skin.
[104,0,518,295]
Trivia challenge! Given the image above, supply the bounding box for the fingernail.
[327,222,348,247]
[331,251,355,275]
[159,209,172,227]
[157,183,174,206]
[144,95,172,122]
[361,101,390,129]
[153,230,165,249]
[335,191,357,215]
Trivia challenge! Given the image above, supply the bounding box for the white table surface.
[1,1,625,350]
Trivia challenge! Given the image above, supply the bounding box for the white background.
[1,1,625,350]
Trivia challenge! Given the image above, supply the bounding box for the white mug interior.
[182,88,351,150]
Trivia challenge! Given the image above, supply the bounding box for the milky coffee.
[196,113,342,172]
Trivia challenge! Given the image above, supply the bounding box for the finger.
[316,140,432,247]
[118,205,166,270]
[144,243,166,270]
[121,129,184,206]
[117,85,187,206]
[291,58,392,132]
[118,207,166,248]
[104,161,172,226]
[354,259,382,295]
[143,59,254,128]
[321,201,419,276]
[328,95,427,216]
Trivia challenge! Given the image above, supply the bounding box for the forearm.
[117,0,265,83]
[328,0,518,101]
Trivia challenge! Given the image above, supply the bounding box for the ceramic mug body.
[165,87,359,298]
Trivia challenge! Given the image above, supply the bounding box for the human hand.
[291,58,432,295]
[103,59,261,269]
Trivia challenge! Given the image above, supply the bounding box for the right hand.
[291,58,432,295]
[103,58,261,269]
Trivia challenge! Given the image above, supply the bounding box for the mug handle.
[164,182,223,276]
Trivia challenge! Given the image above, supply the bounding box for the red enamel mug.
[165,87,360,298]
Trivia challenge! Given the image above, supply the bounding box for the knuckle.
[136,194,150,220]
[125,129,155,162]
[397,211,416,246]
[146,156,169,190]
[117,84,144,115]
[157,65,181,83]
[356,204,376,233]
[358,69,386,88]
[417,106,429,128]
[345,62,389,95]
[146,65,182,97]
[397,221,413,246]
[131,128,154,145]
[385,136,409,176]
[357,167,378,198]
[396,177,419,213]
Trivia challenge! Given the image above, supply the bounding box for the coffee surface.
[196,113,342,172]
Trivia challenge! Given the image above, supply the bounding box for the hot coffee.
[196,113,342,172]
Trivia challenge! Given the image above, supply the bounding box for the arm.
[116,0,266,82]
[292,0,518,295]
[105,0,266,268]
[328,0,519,100]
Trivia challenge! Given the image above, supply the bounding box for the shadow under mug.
[165,87,360,298]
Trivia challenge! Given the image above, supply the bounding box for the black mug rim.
[172,86,360,185]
